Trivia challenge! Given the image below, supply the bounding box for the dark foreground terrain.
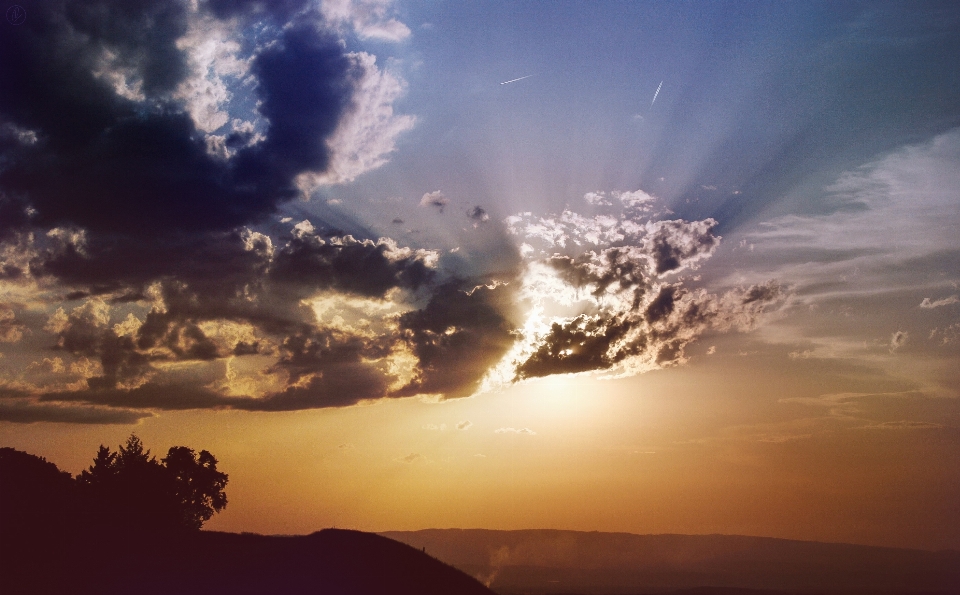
[1,528,496,595]
[381,529,960,595]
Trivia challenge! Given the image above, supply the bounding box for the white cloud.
[889,330,908,352]
[456,420,472,430]
[174,14,249,135]
[419,190,449,212]
[298,52,415,191]
[321,0,412,42]
[919,295,959,309]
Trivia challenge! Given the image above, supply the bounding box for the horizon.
[1,0,958,553]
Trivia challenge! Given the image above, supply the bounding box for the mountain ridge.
[379,529,960,594]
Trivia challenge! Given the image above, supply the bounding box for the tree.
[76,434,228,532]
[162,446,228,530]
[0,447,76,535]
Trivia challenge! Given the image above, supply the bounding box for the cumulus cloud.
[296,52,415,190]
[456,420,472,430]
[321,0,412,42]
[419,191,449,212]
[494,207,782,384]
[0,4,349,238]
[0,1,785,424]
[0,0,412,240]
[919,295,959,309]
[0,304,25,343]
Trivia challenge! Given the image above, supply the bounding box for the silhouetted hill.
[1,528,496,594]
[379,529,960,595]
[1,447,493,594]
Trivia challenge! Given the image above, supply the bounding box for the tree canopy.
[76,434,229,531]
[1,435,227,534]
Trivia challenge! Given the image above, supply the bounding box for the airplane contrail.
[500,75,533,85]
[651,80,663,106]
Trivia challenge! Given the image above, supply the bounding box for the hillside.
[1,528,496,595]
[380,529,960,594]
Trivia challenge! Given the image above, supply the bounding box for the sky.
[1,0,959,551]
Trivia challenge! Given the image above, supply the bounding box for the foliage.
[75,434,228,532]
[0,447,76,534]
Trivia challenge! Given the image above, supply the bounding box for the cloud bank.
[0,3,784,423]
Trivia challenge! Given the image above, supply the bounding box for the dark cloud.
[0,2,787,423]
[510,210,782,381]
[48,301,153,389]
[468,206,490,225]
[0,398,152,425]
[243,362,393,411]
[515,315,636,379]
[205,0,312,22]
[36,382,243,411]
[0,0,355,238]
[270,230,435,299]
[515,279,783,380]
[395,281,517,398]
[645,219,720,275]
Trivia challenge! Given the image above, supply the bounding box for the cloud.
[498,208,782,382]
[919,295,959,309]
[1,186,785,423]
[394,281,519,399]
[320,0,412,42]
[456,420,472,430]
[929,323,960,345]
[0,304,25,343]
[419,191,449,212]
[0,398,152,425]
[296,52,415,189]
[468,206,490,225]
[890,330,908,352]
[494,427,536,435]
[583,189,655,211]
[0,2,364,239]
[2,0,793,431]
[396,452,423,464]
[858,420,944,431]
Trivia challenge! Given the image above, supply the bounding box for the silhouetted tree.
[0,447,76,535]
[162,446,228,530]
[76,434,228,532]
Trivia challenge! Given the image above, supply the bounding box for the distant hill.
[379,529,960,595]
[1,527,496,594]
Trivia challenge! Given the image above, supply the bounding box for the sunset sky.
[2,0,958,551]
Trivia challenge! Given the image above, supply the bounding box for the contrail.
[651,80,663,106]
[500,75,533,85]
